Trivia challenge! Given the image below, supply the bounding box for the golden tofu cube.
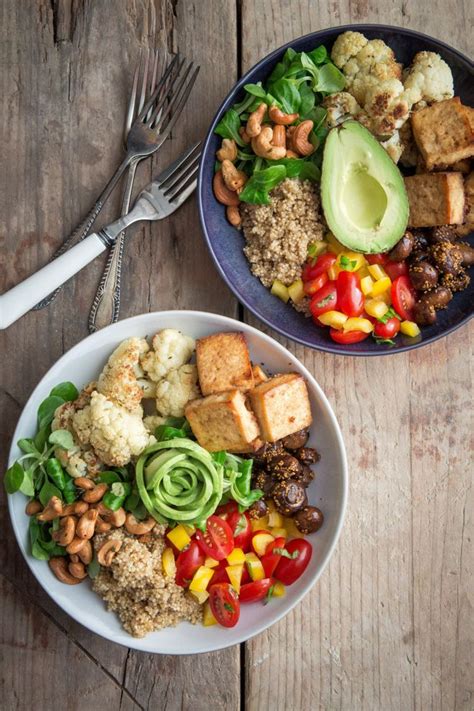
[252,364,268,386]
[185,390,261,453]
[411,97,474,170]
[249,374,312,442]
[196,332,254,396]
[456,171,474,236]
[404,172,465,228]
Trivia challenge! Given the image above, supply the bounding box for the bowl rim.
[7,309,348,653]
[198,23,474,356]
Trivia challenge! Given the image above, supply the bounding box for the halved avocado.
[321,121,409,253]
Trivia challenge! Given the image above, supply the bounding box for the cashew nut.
[76,508,98,539]
[239,126,251,144]
[226,205,241,227]
[95,516,112,533]
[66,537,88,554]
[82,483,108,504]
[25,500,42,516]
[268,105,299,125]
[96,504,126,528]
[68,561,88,579]
[49,556,83,585]
[74,477,94,490]
[37,496,63,522]
[217,138,238,162]
[52,515,76,547]
[271,124,286,148]
[97,539,122,567]
[61,501,89,517]
[77,540,93,565]
[213,170,240,206]
[251,127,287,160]
[246,102,267,137]
[125,514,156,536]
[221,159,247,192]
[292,120,315,156]
[285,150,299,159]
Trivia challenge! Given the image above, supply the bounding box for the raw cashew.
[285,150,299,158]
[49,556,83,585]
[77,540,93,565]
[221,159,247,191]
[268,105,299,125]
[74,477,94,490]
[82,483,108,503]
[68,561,88,580]
[246,102,267,137]
[61,501,89,517]
[25,500,42,516]
[95,516,112,533]
[37,496,63,522]
[97,539,122,567]
[66,537,88,554]
[96,504,126,528]
[292,120,315,156]
[213,170,240,206]
[76,508,98,539]
[239,126,251,144]
[217,138,238,162]
[271,125,286,148]
[52,515,76,547]
[251,126,287,160]
[125,513,156,536]
[226,205,241,227]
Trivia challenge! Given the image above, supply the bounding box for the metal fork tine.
[146,56,188,128]
[149,59,195,129]
[170,176,198,207]
[156,141,201,185]
[125,51,141,138]
[162,151,201,195]
[165,160,200,201]
[153,64,200,136]
[137,53,180,122]
[137,48,150,116]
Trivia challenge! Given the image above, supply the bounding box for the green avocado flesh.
[321,121,409,253]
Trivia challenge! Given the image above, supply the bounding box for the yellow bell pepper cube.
[360,275,374,296]
[226,547,246,566]
[283,516,303,539]
[307,241,328,258]
[271,279,290,303]
[252,532,275,557]
[327,263,340,281]
[370,277,391,297]
[166,524,191,551]
[317,310,348,330]
[226,564,244,593]
[364,299,389,319]
[270,527,288,539]
[189,590,209,604]
[182,524,196,536]
[357,265,371,279]
[400,320,421,337]
[288,278,305,304]
[251,515,269,532]
[162,547,176,577]
[272,581,286,598]
[374,291,392,305]
[267,511,283,528]
[203,602,217,626]
[326,232,345,254]
[368,264,388,281]
[204,556,220,568]
[337,251,367,271]
[343,317,374,334]
[189,565,215,593]
[245,552,265,581]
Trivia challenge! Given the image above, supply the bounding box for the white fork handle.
[0,233,106,330]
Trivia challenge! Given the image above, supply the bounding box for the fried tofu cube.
[185,390,261,453]
[405,172,465,227]
[411,98,474,170]
[252,364,268,386]
[248,374,312,442]
[456,171,474,236]
[196,332,254,396]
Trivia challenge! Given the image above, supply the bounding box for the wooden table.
[1,2,472,709]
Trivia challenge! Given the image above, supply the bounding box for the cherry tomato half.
[209,583,240,627]
[216,501,238,519]
[366,253,389,265]
[260,536,286,578]
[302,253,336,282]
[274,539,313,585]
[195,515,234,561]
[374,317,400,339]
[304,272,328,296]
[391,275,416,321]
[384,260,408,281]
[239,578,274,603]
[175,541,205,588]
[329,328,369,344]
[227,511,252,552]
[336,271,364,317]
[309,281,338,319]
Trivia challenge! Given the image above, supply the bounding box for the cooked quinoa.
[92,527,201,637]
[241,178,324,287]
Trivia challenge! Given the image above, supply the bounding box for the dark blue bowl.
[198,24,473,355]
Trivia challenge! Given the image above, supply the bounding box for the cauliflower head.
[72,391,153,467]
[155,364,200,417]
[362,78,410,137]
[143,415,167,434]
[51,393,103,478]
[331,31,368,69]
[97,337,150,412]
[140,329,195,383]
[403,51,454,106]
[323,92,365,127]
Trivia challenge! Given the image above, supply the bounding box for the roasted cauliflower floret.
[323,92,365,127]
[143,415,167,434]
[403,51,454,107]
[331,31,368,69]
[97,337,150,412]
[51,395,103,478]
[363,79,410,136]
[140,329,195,383]
[155,364,200,417]
[380,131,403,164]
[72,391,153,467]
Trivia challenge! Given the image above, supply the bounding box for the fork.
[0,144,201,330]
[34,51,199,311]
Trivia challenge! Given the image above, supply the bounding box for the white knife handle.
[0,233,107,330]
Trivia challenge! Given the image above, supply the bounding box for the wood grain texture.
[241,2,473,710]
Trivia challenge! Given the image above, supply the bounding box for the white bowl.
[7,311,347,654]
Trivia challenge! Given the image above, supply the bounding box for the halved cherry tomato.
[309,281,338,319]
[366,253,389,265]
[216,501,238,519]
[210,560,230,585]
[227,511,252,552]
[175,541,205,587]
[336,271,364,317]
[384,260,408,281]
[329,328,369,344]
[391,275,416,321]
[239,578,274,603]
[195,515,234,561]
[209,583,240,627]
[302,253,336,282]
[274,539,312,585]
[374,317,400,339]
[303,272,328,296]
[260,537,286,578]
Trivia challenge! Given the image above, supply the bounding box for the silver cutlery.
[0,144,201,330]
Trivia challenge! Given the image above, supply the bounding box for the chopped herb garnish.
[234,514,248,537]
[377,306,401,324]
[307,243,318,258]
[224,602,235,613]
[339,255,357,271]
[273,547,300,559]
[264,584,275,605]
[316,294,333,308]
[372,335,396,345]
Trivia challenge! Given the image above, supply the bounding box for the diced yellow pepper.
[245,552,265,581]
[271,279,289,303]
[326,232,345,254]
[182,524,196,536]
[343,317,374,334]
[166,524,191,551]
[374,291,392,305]
[327,263,340,281]
[226,564,244,593]
[337,251,367,271]
[226,547,246,565]
[370,277,391,297]
[360,275,374,296]
[204,556,220,568]
[365,299,389,319]
[317,310,348,330]
[189,565,215,592]
[357,266,371,279]
[400,320,421,337]
[251,515,269,532]
[268,511,283,528]
[203,602,217,626]
[252,532,275,556]
[288,278,305,304]
[368,264,388,281]
[270,527,288,539]
[308,241,328,258]
[272,581,286,598]
[162,547,176,577]
[284,516,303,539]
[189,590,209,604]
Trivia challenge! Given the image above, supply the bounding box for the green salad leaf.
[215,108,246,146]
[239,165,287,204]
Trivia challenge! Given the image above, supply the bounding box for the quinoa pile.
[241,178,324,287]
[92,527,201,637]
